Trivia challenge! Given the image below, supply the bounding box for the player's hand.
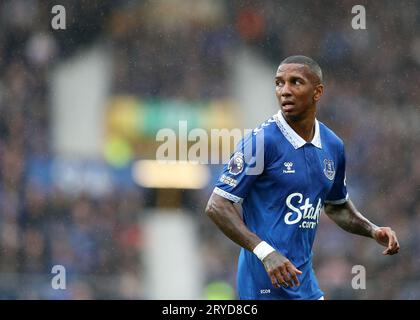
[262,251,302,289]
[373,227,400,255]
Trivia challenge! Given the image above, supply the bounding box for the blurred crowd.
[0,0,418,299]
[109,0,236,99]
[0,0,144,299]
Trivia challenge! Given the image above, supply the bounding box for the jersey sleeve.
[325,143,349,204]
[213,130,268,203]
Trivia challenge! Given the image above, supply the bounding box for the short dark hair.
[280,55,323,83]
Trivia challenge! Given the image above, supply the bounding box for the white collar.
[274,110,322,149]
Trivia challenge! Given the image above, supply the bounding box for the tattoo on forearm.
[325,201,376,238]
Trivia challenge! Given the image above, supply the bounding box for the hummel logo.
[283,162,295,173]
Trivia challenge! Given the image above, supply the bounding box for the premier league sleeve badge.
[228,152,245,176]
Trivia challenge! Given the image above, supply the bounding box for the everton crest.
[323,159,335,180]
[228,152,245,175]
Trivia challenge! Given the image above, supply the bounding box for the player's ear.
[313,84,324,102]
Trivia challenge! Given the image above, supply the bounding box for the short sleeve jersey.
[214,111,348,299]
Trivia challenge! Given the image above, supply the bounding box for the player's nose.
[281,83,292,97]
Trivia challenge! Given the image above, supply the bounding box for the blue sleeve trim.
[324,193,349,205]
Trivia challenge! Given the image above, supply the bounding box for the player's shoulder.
[251,115,278,136]
[318,120,345,149]
[246,114,279,145]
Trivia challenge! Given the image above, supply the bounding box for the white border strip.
[213,187,243,203]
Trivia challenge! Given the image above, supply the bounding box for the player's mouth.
[282,101,295,110]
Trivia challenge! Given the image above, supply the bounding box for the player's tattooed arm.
[324,200,376,237]
[206,193,302,288]
[324,200,400,255]
[205,193,262,252]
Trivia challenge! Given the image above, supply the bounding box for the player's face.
[275,64,323,120]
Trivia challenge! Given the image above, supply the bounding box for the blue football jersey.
[213,111,348,300]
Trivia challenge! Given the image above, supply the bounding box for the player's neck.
[283,113,316,142]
